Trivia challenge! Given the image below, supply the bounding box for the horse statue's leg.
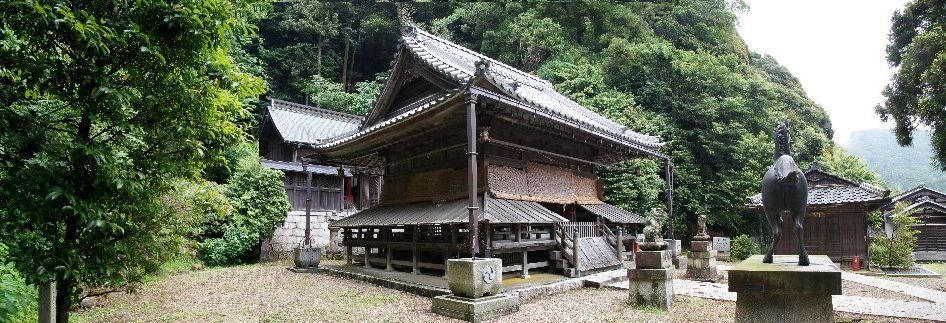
[762,209,782,263]
[793,208,810,266]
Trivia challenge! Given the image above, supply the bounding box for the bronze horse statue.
[761,122,810,266]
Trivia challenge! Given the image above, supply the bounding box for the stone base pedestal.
[686,241,718,282]
[431,294,520,322]
[447,258,502,298]
[628,250,674,310]
[293,247,321,268]
[729,255,841,323]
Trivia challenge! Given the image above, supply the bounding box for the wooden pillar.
[386,247,393,272]
[572,229,581,277]
[521,249,530,279]
[485,222,492,258]
[412,225,420,275]
[464,91,480,257]
[363,246,371,268]
[346,245,353,265]
[443,249,450,278]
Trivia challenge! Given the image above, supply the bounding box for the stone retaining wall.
[260,210,354,261]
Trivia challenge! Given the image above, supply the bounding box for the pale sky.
[737,0,909,144]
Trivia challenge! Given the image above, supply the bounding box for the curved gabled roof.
[315,26,664,155]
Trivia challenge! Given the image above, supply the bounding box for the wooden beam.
[521,249,530,279]
[412,225,420,275]
[488,138,608,167]
[386,247,393,272]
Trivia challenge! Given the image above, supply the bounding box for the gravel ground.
[72,261,940,322]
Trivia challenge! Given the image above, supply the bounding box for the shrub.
[0,243,36,323]
[870,202,918,269]
[731,234,759,261]
[198,154,290,266]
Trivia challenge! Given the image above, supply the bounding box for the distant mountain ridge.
[843,129,946,193]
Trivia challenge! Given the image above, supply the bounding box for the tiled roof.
[268,98,362,145]
[885,184,946,209]
[890,199,946,217]
[260,159,351,176]
[580,203,646,224]
[331,196,566,227]
[747,167,890,207]
[317,26,664,154]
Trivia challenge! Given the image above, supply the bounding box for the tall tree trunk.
[341,39,349,90]
[316,36,323,76]
[55,109,92,323]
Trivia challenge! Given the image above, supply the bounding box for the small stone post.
[616,228,625,261]
[38,281,55,323]
[572,229,581,277]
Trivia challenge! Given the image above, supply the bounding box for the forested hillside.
[845,129,946,192]
[244,1,878,237]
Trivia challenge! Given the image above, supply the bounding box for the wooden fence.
[557,222,599,238]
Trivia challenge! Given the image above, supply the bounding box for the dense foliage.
[0,0,266,319]
[0,244,36,323]
[730,234,759,261]
[871,202,919,269]
[878,0,946,170]
[200,152,290,266]
[251,1,878,238]
[845,129,946,192]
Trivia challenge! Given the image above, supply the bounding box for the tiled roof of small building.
[267,98,363,145]
[316,26,663,155]
[331,197,567,227]
[580,203,646,224]
[747,167,890,207]
[884,184,946,209]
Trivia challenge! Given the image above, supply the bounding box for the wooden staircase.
[552,221,627,277]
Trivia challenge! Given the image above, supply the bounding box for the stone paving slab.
[841,271,946,303]
[608,278,946,321]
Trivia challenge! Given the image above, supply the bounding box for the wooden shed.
[309,26,666,277]
[259,98,382,211]
[748,166,890,266]
[882,185,946,261]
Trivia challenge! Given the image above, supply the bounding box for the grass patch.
[923,263,946,276]
[331,290,399,307]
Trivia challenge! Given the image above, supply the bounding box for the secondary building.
[882,184,946,261]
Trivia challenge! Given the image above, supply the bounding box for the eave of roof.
[746,167,891,208]
[884,184,946,209]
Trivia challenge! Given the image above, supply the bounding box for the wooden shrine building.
[311,26,664,277]
[748,166,890,266]
[882,185,946,261]
[259,98,381,211]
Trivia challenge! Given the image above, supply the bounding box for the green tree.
[819,144,884,187]
[877,0,946,170]
[200,153,290,266]
[871,202,919,269]
[0,0,266,320]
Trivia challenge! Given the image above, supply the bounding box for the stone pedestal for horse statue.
[728,255,841,323]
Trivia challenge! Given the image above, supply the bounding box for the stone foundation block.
[686,258,717,282]
[688,250,717,259]
[735,293,832,323]
[432,294,519,322]
[627,270,673,310]
[690,241,712,252]
[635,251,671,269]
[628,268,674,280]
